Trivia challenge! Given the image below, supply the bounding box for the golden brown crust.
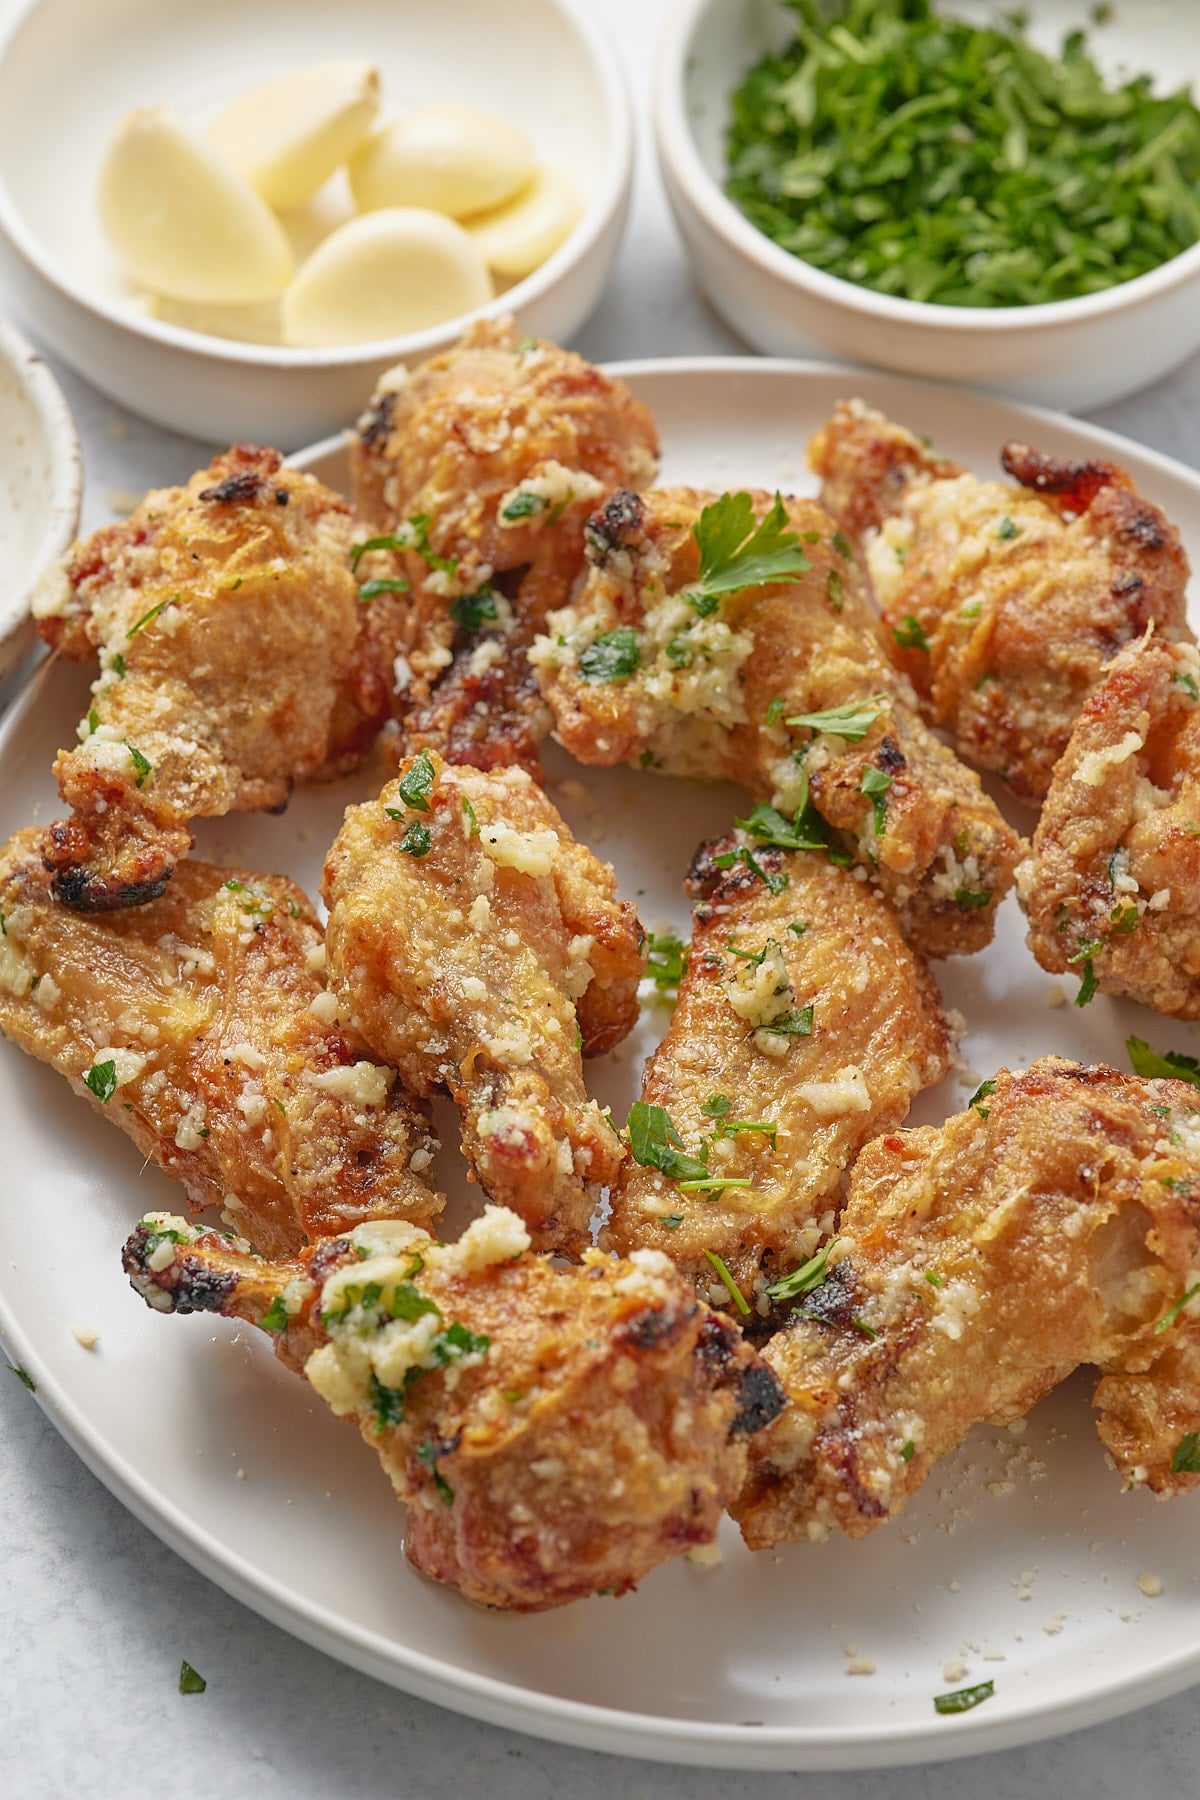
[734,1058,1200,1550]
[0,828,441,1258]
[605,839,952,1307]
[1018,635,1200,1016]
[532,485,1020,957]
[811,401,1194,803]
[321,753,643,1254]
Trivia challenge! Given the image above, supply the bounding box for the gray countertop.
[4,1,1200,1793]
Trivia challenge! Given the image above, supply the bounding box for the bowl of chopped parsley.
[654,0,1200,408]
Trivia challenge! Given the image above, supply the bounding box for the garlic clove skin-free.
[98,107,294,304]
[349,104,535,221]
[466,166,583,279]
[281,208,492,347]
[207,59,381,211]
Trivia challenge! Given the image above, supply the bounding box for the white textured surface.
[3,0,1200,1791]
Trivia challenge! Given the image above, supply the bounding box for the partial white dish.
[0,0,631,446]
[654,0,1200,410]
[0,315,79,691]
[3,360,1200,1771]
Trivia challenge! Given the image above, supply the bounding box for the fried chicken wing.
[734,1059,1200,1550]
[1018,635,1200,1015]
[810,400,1194,802]
[0,828,440,1258]
[347,317,659,771]
[605,837,953,1310]
[531,486,1020,956]
[35,444,370,911]
[122,1206,784,1611]
[322,753,642,1254]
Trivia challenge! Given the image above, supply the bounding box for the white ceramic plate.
[2,360,1200,1772]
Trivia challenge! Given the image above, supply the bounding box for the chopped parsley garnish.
[766,1239,840,1303]
[1157,1284,1200,1334]
[5,1362,35,1392]
[934,1681,994,1716]
[683,491,811,617]
[260,1294,290,1333]
[859,765,892,837]
[900,1439,916,1461]
[996,516,1022,541]
[351,516,455,576]
[1128,1035,1200,1090]
[954,887,992,910]
[644,930,689,994]
[788,919,808,936]
[84,1059,119,1103]
[711,845,791,895]
[968,1078,997,1119]
[625,1102,709,1184]
[853,1315,878,1341]
[396,750,437,812]
[461,795,479,836]
[111,652,126,677]
[395,821,431,857]
[369,1372,408,1432]
[893,614,930,652]
[417,1440,455,1506]
[500,490,547,521]
[666,635,693,668]
[704,1251,751,1316]
[358,577,410,602]
[660,1214,684,1230]
[831,530,853,560]
[786,694,889,743]
[1172,1433,1200,1474]
[1074,959,1099,1007]
[126,743,153,788]
[1173,669,1200,701]
[85,705,99,735]
[127,596,175,638]
[765,696,787,727]
[759,1006,814,1039]
[826,568,843,611]
[178,1661,207,1695]
[578,626,641,683]
[925,1269,943,1289]
[1110,903,1140,934]
[449,586,498,630]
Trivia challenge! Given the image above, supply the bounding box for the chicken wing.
[122,1206,785,1611]
[810,400,1194,802]
[1018,635,1200,1016]
[605,835,953,1310]
[322,752,642,1255]
[35,444,371,911]
[734,1059,1200,1550]
[531,485,1020,956]
[347,316,660,772]
[0,827,440,1258]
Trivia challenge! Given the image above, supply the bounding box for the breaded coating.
[322,753,643,1254]
[35,444,369,911]
[734,1059,1200,1550]
[347,317,659,769]
[605,837,953,1309]
[811,400,1194,803]
[531,485,1020,957]
[0,828,441,1259]
[1018,636,1200,1016]
[122,1207,784,1611]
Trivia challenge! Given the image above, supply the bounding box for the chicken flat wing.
[531,485,1020,957]
[606,835,952,1312]
[0,828,440,1258]
[347,317,660,772]
[734,1059,1200,1550]
[1018,635,1200,1016]
[35,444,371,911]
[810,400,1194,803]
[322,752,643,1254]
[122,1206,784,1611]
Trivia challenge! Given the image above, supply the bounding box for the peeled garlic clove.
[281,208,492,347]
[207,59,381,211]
[466,166,583,279]
[99,107,293,304]
[349,104,535,221]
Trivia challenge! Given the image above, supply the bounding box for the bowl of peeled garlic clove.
[0,0,632,443]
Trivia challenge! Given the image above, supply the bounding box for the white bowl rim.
[0,0,632,371]
[0,313,81,609]
[655,0,1200,334]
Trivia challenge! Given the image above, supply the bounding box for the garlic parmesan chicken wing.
[36,444,370,911]
[322,753,643,1254]
[606,837,953,1310]
[123,1207,784,1611]
[348,317,659,772]
[1019,636,1200,1016]
[532,485,1020,957]
[735,1059,1200,1551]
[811,400,1194,803]
[0,829,440,1258]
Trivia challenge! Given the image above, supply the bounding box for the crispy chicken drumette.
[810,400,1194,803]
[734,1059,1200,1551]
[35,444,370,911]
[347,316,660,772]
[531,485,1020,957]
[123,1207,785,1611]
[0,828,440,1258]
[1018,636,1200,1016]
[605,836,953,1311]
[322,752,643,1255]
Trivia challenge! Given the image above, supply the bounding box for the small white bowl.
[0,0,632,446]
[655,0,1200,412]
[0,316,80,694]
